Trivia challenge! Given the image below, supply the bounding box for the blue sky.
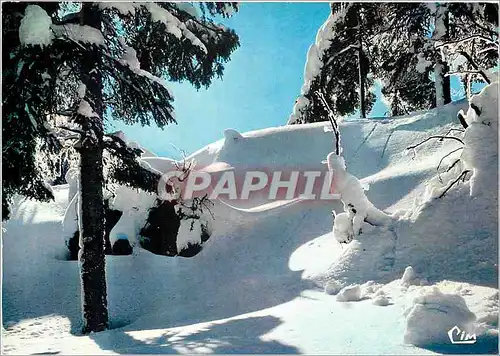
[111,2,331,157]
[110,3,480,158]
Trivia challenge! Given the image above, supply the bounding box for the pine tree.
[372,3,498,114]
[440,2,498,95]
[370,3,437,115]
[7,1,239,333]
[288,3,378,125]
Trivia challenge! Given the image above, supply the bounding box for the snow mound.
[372,290,390,306]
[324,280,342,295]
[223,128,243,142]
[401,266,416,286]
[324,225,398,287]
[403,287,476,346]
[3,91,497,354]
[19,5,53,47]
[336,284,362,302]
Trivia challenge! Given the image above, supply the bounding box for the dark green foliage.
[139,196,214,258]
[3,1,239,333]
[292,2,498,123]
[370,3,436,115]
[65,198,124,260]
[140,200,180,257]
[103,134,162,193]
[2,2,240,219]
[2,3,62,219]
[291,3,378,124]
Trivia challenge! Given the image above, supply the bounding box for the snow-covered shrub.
[332,211,354,243]
[139,196,214,258]
[326,152,391,241]
[424,81,498,200]
[18,5,53,47]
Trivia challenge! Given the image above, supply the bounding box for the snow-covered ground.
[2,86,498,354]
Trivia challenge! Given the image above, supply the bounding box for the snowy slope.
[2,91,498,354]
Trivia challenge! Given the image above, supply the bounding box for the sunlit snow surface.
[2,87,498,354]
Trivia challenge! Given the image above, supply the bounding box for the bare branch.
[457,110,469,129]
[446,158,462,173]
[324,44,361,69]
[439,170,470,198]
[437,147,463,172]
[406,135,464,151]
[57,125,84,135]
[315,90,341,155]
[435,34,498,49]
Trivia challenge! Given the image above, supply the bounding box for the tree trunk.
[357,14,366,118]
[434,4,452,106]
[78,3,108,334]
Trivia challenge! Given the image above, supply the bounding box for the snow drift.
[2,84,498,354]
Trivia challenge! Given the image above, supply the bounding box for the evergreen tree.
[372,3,498,114]
[440,2,498,96]
[6,1,239,333]
[288,3,378,125]
[370,3,437,115]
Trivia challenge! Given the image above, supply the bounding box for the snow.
[143,3,207,53]
[2,88,498,354]
[460,82,498,197]
[176,217,203,251]
[77,100,98,118]
[77,83,86,99]
[119,39,140,70]
[118,39,173,95]
[336,284,362,302]
[326,152,391,237]
[108,186,155,248]
[98,2,137,16]
[173,2,199,18]
[372,291,390,306]
[19,5,53,47]
[403,286,476,347]
[291,6,350,121]
[416,53,431,74]
[52,24,105,46]
[324,280,342,295]
[223,128,243,142]
[401,266,416,286]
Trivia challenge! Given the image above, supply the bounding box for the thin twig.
[437,148,464,183]
[442,128,465,137]
[439,170,470,198]
[57,125,84,135]
[315,90,341,155]
[406,136,464,151]
[446,159,462,173]
[437,147,464,173]
[435,34,498,48]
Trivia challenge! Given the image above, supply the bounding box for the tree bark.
[357,14,366,118]
[434,4,452,106]
[78,3,108,334]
